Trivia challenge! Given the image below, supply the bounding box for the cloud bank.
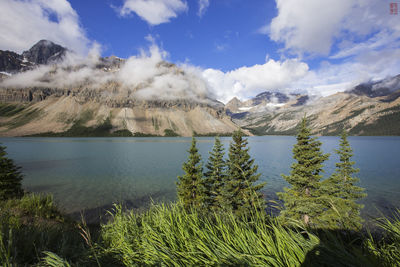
[0,0,90,55]
[118,0,188,25]
[202,59,309,102]
[1,44,212,102]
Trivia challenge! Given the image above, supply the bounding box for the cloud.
[0,0,90,55]
[264,0,400,97]
[202,59,309,102]
[269,0,400,57]
[270,0,354,56]
[197,0,210,17]
[1,43,212,102]
[118,0,188,26]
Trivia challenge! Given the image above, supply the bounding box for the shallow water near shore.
[0,136,399,222]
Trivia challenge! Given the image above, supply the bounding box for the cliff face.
[0,40,243,137]
[0,82,238,137]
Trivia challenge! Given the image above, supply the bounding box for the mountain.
[229,79,400,136]
[1,40,400,137]
[0,50,34,74]
[22,40,67,65]
[0,40,66,76]
[0,41,240,137]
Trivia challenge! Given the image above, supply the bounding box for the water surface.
[0,136,399,220]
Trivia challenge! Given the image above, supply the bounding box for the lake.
[0,136,399,221]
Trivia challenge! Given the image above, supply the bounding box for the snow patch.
[0,71,12,76]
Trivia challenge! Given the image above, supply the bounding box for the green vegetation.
[28,116,133,137]
[202,137,226,210]
[163,128,179,137]
[223,130,265,216]
[278,117,330,226]
[0,145,23,200]
[176,137,203,210]
[0,194,88,266]
[151,116,160,131]
[0,104,25,117]
[0,122,400,265]
[132,132,160,137]
[101,203,319,266]
[349,109,400,136]
[321,130,367,230]
[7,108,42,129]
[193,131,233,137]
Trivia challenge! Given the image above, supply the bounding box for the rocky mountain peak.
[22,39,67,64]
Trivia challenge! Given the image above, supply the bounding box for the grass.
[7,108,42,129]
[1,195,400,266]
[0,104,25,117]
[0,194,89,266]
[101,203,320,266]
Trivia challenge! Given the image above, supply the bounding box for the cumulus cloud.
[270,0,353,56]
[0,0,90,55]
[269,0,400,57]
[262,0,400,97]
[197,0,210,17]
[202,59,309,102]
[118,0,188,26]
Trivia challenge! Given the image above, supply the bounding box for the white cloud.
[0,0,90,54]
[118,0,188,26]
[270,0,353,56]
[264,0,400,97]
[202,59,309,102]
[269,0,400,57]
[197,0,210,17]
[2,43,212,102]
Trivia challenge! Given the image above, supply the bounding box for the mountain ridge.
[0,40,241,137]
[1,40,400,136]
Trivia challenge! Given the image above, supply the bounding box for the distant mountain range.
[227,75,400,136]
[0,40,399,136]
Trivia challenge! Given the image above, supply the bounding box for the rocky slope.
[0,40,66,76]
[229,76,400,136]
[0,41,239,137]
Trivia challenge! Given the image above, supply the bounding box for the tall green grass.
[0,194,88,266]
[101,202,320,266]
[1,195,400,266]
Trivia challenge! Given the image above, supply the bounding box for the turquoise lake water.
[0,136,399,220]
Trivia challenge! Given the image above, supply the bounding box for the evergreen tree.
[278,117,329,226]
[203,137,226,210]
[177,137,203,211]
[321,130,366,230]
[223,130,265,217]
[0,144,24,200]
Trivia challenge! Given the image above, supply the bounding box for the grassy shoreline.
[1,193,399,266]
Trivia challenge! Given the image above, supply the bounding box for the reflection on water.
[0,136,399,222]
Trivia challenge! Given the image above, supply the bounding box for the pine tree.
[0,144,24,200]
[278,117,329,226]
[202,137,226,210]
[223,130,265,217]
[321,130,366,230]
[177,137,203,211]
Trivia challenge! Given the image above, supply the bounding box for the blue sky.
[0,0,399,102]
[68,0,278,71]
